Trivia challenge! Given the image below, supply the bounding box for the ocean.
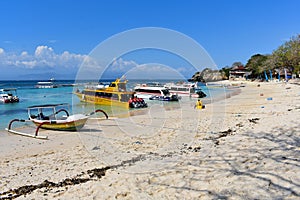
[0,79,230,130]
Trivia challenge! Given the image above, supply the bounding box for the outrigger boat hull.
[31,114,89,131]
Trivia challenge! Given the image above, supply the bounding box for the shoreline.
[0,81,237,131]
[0,84,241,132]
[0,81,299,199]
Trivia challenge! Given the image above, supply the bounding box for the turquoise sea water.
[0,80,230,130]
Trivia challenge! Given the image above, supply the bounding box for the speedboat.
[149,94,179,101]
[0,88,19,103]
[6,103,108,139]
[134,83,172,99]
[164,82,206,98]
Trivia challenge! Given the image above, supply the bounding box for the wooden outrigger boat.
[6,103,108,139]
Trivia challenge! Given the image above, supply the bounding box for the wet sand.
[0,81,299,199]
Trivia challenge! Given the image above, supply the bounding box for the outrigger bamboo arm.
[6,109,108,140]
[87,109,108,119]
[6,119,48,140]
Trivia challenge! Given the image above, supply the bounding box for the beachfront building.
[229,66,251,80]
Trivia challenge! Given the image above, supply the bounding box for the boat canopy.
[28,103,68,109]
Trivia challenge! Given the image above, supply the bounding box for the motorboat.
[0,88,19,103]
[75,78,147,109]
[35,81,57,88]
[6,103,108,139]
[164,82,206,98]
[149,94,179,101]
[134,83,171,99]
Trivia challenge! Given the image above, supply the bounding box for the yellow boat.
[75,78,147,109]
[6,103,108,139]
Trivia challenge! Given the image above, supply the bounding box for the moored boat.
[149,94,179,101]
[164,82,206,98]
[0,88,19,103]
[35,81,58,88]
[27,104,89,131]
[75,78,147,109]
[6,103,108,139]
[134,83,171,99]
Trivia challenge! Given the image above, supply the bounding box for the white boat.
[0,88,19,103]
[164,82,206,98]
[35,81,57,88]
[134,83,171,99]
[149,95,179,101]
[6,103,108,139]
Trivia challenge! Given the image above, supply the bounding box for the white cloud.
[110,57,138,72]
[35,45,54,57]
[0,48,4,55]
[105,58,186,79]
[21,51,28,56]
[0,45,97,70]
[0,47,194,80]
[125,63,184,79]
[15,60,37,68]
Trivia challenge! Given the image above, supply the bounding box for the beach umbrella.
[264,70,268,81]
[269,69,273,80]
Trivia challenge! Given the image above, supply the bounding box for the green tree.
[220,66,230,79]
[231,62,243,68]
[245,54,268,78]
[271,34,300,75]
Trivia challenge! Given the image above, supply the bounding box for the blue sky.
[0,0,300,80]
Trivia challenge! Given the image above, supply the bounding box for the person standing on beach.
[195,99,204,109]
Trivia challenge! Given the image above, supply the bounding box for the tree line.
[190,34,300,82]
[223,34,300,79]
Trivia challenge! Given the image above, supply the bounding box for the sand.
[0,81,299,199]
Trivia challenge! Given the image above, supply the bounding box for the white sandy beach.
[0,81,299,199]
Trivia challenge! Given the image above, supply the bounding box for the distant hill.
[17,72,76,80]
